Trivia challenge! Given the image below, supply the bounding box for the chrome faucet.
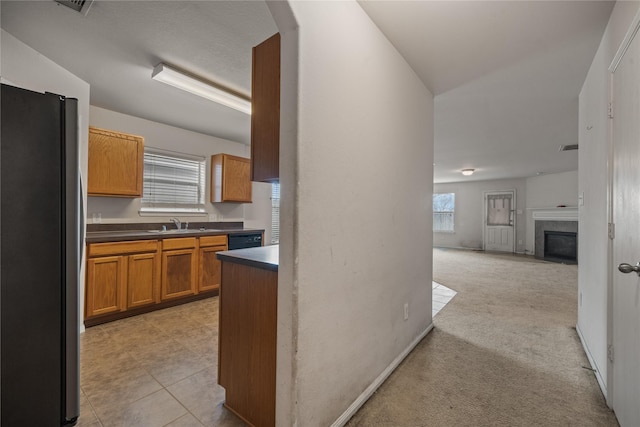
[170,217,181,230]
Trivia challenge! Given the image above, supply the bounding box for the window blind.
[271,182,280,244]
[141,150,206,213]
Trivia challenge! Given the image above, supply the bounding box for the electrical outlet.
[92,213,101,224]
[518,239,523,245]
[404,303,409,321]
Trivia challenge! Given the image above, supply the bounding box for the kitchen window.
[433,193,455,232]
[271,182,280,244]
[140,150,206,214]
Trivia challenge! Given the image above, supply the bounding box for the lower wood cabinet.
[161,237,198,301]
[128,252,161,309]
[85,234,231,325]
[86,240,160,319]
[198,235,228,292]
[218,259,278,427]
[86,255,127,318]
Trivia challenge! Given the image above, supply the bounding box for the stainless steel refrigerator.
[1,83,80,426]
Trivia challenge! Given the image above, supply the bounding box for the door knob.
[617,262,640,276]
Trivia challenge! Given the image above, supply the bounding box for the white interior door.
[611,17,640,427]
[484,191,515,252]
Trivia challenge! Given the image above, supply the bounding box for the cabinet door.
[88,126,144,197]
[127,252,160,309]
[161,248,197,300]
[199,245,227,292]
[86,256,126,318]
[211,154,252,203]
[251,33,280,182]
[224,155,251,202]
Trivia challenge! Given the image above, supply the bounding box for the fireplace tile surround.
[530,208,578,262]
[535,220,578,262]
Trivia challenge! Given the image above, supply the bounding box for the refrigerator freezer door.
[1,83,79,426]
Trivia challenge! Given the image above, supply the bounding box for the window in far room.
[271,182,280,244]
[433,193,455,232]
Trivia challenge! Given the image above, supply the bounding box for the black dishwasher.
[228,232,263,250]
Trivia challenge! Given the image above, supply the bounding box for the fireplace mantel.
[530,208,578,222]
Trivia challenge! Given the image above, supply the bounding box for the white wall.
[432,172,578,254]
[270,1,434,425]
[526,170,578,208]
[524,170,578,254]
[434,178,527,252]
[577,1,640,401]
[1,29,90,331]
[88,107,273,242]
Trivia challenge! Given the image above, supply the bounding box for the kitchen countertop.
[216,245,279,272]
[85,228,264,243]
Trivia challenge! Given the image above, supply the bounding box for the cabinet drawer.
[199,235,227,248]
[162,237,197,250]
[88,240,159,257]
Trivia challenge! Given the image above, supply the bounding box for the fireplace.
[544,231,577,264]
[534,218,578,263]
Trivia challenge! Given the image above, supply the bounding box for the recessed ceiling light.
[461,169,475,176]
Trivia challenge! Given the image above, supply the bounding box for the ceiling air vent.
[559,144,579,152]
[54,0,94,15]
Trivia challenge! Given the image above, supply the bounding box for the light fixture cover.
[152,63,251,115]
[461,168,475,176]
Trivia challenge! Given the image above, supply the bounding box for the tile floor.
[432,281,457,317]
[77,298,244,427]
[79,285,457,427]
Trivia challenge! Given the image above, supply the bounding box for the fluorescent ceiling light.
[461,168,475,176]
[152,63,251,115]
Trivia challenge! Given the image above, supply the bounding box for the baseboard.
[330,323,435,427]
[576,324,608,401]
[433,245,483,251]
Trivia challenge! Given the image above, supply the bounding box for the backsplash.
[86,221,244,232]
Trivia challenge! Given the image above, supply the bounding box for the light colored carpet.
[347,248,617,426]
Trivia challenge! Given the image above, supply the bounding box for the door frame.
[606,7,640,415]
[482,189,516,253]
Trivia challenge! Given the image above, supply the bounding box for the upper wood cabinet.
[251,33,280,183]
[88,126,144,197]
[210,154,252,203]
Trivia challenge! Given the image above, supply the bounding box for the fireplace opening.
[544,231,577,264]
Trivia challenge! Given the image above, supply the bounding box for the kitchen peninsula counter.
[216,244,278,271]
[216,245,278,427]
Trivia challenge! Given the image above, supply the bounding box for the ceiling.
[1,1,278,144]
[1,1,614,183]
[360,1,614,183]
